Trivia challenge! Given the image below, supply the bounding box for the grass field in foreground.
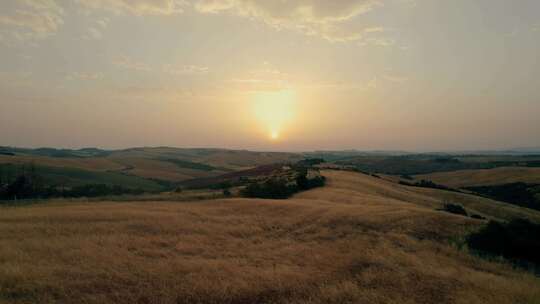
[1,170,539,303]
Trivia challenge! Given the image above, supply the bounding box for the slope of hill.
[414,167,540,188]
[332,154,540,175]
[0,147,303,191]
[1,170,539,303]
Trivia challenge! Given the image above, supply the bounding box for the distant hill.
[0,147,303,191]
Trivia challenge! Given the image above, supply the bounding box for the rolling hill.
[0,147,303,191]
[414,167,540,188]
[1,170,539,303]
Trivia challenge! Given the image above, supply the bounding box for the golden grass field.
[1,170,539,304]
[414,167,540,188]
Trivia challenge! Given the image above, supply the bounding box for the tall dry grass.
[0,170,539,303]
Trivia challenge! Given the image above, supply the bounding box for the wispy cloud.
[0,0,64,44]
[382,74,408,83]
[163,64,209,75]
[113,56,209,77]
[300,77,378,91]
[76,0,187,16]
[193,0,381,42]
[358,37,395,47]
[66,72,104,81]
[228,63,292,92]
[113,56,152,72]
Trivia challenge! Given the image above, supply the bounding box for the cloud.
[105,85,194,101]
[66,72,104,81]
[0,0,64,43]
[76,0,187,16]
[193,0,381,42]
[358,37,395,47]
[85,27,103,39]
[300,77,378,91]
[113,56,152,71]
[113,56,209,77]
[82,18,110,40]
[163,64,209,75]
[382,74,407,83]
[228,63,292,92]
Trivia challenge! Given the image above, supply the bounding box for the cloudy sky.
[1,0,539,151]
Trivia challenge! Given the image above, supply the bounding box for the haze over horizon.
[1,0,539,151]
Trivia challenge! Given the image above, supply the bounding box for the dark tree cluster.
[399,179,461,193]
[467,219,540,273]
[241,167,326,199]
[0,163,144,202]
[465,183,540,211]
[442,203,468,216]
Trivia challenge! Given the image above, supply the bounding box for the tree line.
[0,163,144,201]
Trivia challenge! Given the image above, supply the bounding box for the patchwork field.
[0,148,302,190]
[414,167,540,188]
[1,170,539,304]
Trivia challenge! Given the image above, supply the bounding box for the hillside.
[0,147,302,191]
[1,170,539,303]
[414,167,540,188]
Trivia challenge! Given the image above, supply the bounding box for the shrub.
[241,178,295,199]
[470,214,486,220]
[467,219,540,271]
[465,183,540,211]
[241,168,326,200]
[399,179,461,193]
[441,203,468,216]
[400,174,413,180]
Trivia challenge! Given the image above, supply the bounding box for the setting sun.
[270,131,279,140]
[252,89,296,141]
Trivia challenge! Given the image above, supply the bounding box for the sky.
[1,0,539,152]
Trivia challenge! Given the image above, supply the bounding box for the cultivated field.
[0,148,302,190]
[415,167,540,188]
[1,170,539,303]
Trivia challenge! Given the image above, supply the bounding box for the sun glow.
[253,89,296,141]
[270,131,280,140]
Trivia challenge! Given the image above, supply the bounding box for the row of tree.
[0,163,144,201]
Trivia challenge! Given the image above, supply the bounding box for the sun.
[252,89,296,141]
[270,131,280,140]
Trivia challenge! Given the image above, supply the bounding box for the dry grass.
[0,155,124,172]
[414,167,540,188]
[1,170,539,304]
[108,157,221,182]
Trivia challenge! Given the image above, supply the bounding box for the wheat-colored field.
[108,157,217,182]
[1,170,539,304]
[414,167,540,188]
[0,155,125,172]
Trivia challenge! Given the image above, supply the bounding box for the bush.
[223,189,232,197]
[470,214,486,220]
[465,183,540,211]
[399,179,461,193]
[467,219,540,271]
[441,203,468,216]
[400,174,413,180]
[241,168,326,199]
[241,178,295,199]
